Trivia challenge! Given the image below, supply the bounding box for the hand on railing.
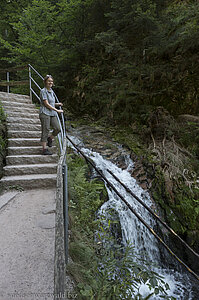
[55,102,63,113]
[28,64,66,145]
[57,109,63,113]
[56,102,63,107]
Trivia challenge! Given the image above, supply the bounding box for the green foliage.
[77,242,170,299]
[67,151,172,299]
[177,121,199,158]
[68,153,107,232]
[173,186,199,231]
[0,0,32,66]
[6,185,24,192]
[1,0,199,119]
[1,0,199,261]
[11,0,58,68]
[151,164,199,235]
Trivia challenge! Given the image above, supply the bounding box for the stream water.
[68,134,199,299]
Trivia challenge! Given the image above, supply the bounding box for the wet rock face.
[68,122,199,272]
[68,124,150,190]
[129,159,150,190]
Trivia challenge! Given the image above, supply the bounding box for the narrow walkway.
[0,91,57,189]
[0,189,56,300]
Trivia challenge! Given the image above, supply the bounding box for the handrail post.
[7,72,9,93]
[62,161,68,264]
[54,138,68,298]
[29,65,32,101]
[25,65,69,294]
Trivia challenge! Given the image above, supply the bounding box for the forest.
[0,0,199,120]
[1,0,199,298]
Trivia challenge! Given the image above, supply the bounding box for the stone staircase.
[0,92,58,189]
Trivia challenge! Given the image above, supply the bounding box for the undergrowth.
[67,151,175,299]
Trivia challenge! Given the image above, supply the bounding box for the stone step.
[4,163,57,176]
[6,111,39,119]
[0,173,57,189]
[8,130,41,138]
[0,91,60,190]
[1,100,36,109]
[7,117,40,124]
[8,146,56,155]
[6,154,58,165]
[8,138,40,147]
[0,92,31,103]
[3,105,38,114]
[7,123,41,131]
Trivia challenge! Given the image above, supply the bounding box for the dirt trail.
[0,189,56,300]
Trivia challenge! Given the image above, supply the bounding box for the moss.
[103,142,117,150]
[67,150,170,299]
[150,164,199,252]
[111,129,147,157]
[166,211,186,234]
[172,188,199,231]
[177,121,199,157]
[68,116,199,253]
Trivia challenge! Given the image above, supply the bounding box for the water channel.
[68,133,199,299]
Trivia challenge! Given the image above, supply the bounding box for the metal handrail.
[28,65,69,295]
[28,64,66,151]
[1,64,68,296]
[66,134,199,282]
[54,138,68,298]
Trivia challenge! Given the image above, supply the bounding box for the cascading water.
[68,134,199,299]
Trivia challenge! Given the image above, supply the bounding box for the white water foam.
[68,135,196,299]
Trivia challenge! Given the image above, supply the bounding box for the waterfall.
[68,135,198,299]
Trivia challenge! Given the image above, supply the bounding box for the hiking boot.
[47,137,53,147]
[42,149,52,155]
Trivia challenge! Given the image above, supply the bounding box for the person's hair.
[44,74,53,87]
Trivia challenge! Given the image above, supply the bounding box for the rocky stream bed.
[66,121,199,298]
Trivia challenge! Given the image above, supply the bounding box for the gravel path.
[0,189,56,300]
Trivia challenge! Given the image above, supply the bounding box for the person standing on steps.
[39,74,63,155]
